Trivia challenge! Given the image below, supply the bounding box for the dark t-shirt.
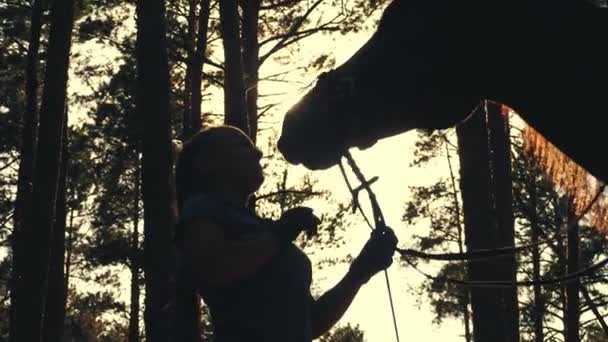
[176,193,314,342]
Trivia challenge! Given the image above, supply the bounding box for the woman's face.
[196,128,265,193]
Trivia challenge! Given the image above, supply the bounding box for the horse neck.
[480,0,607,103]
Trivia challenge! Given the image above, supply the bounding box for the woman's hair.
[173,125,247,340]
[175,125,245,210]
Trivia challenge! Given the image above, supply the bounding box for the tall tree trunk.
[182,0,197,139]
[13,0,74,340]
[529,180,544,342]
[188,0,211,135]
[241,0,260,142]
[135,0,174,340]
[457,106,504,342]
[486,102,519,342]
[129,152,141,342]
[10,0,43,338]
[219,0,249,134]
[42,113,68,342]
[554,197,569,342]
[565,201,580,342]
[176,4,211,340]
[445,137,472,342]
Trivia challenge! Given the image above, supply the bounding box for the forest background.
[1,0,608,341]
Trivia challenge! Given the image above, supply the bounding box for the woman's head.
[175,125,264,208]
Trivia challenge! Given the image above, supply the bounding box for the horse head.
[278,0,490,169]
[278,0,608,177]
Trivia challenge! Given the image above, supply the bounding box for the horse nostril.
[278,125,301,164]
[279,112,295,148]
[277,135,287,154]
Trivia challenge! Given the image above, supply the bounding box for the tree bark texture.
[457,106,512,342]
[13,0,74,340]
[565,203,580,342]
[135,0,174,340]
[528,182,544,342]
[10,0,43,337]
[129,152,141,342]
[445,139,472,342]
[42,113,68,342]
[219,0,250,134]
[486,102,520,342]
[182,0,197,139]
[241,0,260,142]
[187,0,211,138]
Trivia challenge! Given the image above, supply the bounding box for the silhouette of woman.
[174,125,397,341]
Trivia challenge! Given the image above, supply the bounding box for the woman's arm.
[310,271,364,338]
[311,227,398,338]
[181,218,281,288]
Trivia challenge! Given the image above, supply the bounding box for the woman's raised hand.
[348,226,398,284]
[271,206,320,243]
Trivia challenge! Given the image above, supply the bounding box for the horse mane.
[523,125,608,232]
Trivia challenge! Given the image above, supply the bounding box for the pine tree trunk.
[189,0,211,135]
[129,154,141,342]
[219,0,249,134]
[529,181,544,342]
[554,197,569,341]
[445,138,472,342]
[175,4,211,339]
[135,0,174,340]
[486,102,519,342]
[457,106,504,342]
[241,0,260,142]
[13,0,74,340]
[10,0,43,337]
[182,0,197,139]
[565,202,580,342]
[42,113,68,342]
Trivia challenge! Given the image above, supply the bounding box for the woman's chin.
[254,174,265,189]
[246,174,264,194]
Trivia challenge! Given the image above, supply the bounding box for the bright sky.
[305,136,466,342]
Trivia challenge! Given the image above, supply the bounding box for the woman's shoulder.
[179,193,221,222]
[175,193,269,244]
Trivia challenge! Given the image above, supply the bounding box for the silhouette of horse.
[277,0,608,183]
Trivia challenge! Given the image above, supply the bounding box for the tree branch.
[0,210,14,231]
[581,285,608,336]
[202,71,224,87]
[0,156,18,172]
[204,58,224,71]
[259,0,324,65]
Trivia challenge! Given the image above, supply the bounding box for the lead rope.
[338,151,401,342]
